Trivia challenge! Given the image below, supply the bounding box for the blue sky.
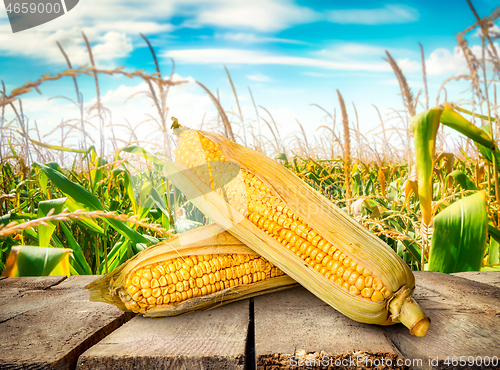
[0,0,499,156]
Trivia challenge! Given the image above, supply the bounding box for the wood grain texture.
[2,272,499,370]
[385,271,500,370]
[0,276,134,370]
[254,287,406,370]
[50,275,100,290]
[453,271,500,289]
[0,276,69,322]
[76,300,251,370]
[0,276,67,290]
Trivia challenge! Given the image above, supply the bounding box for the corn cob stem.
[388,292,430,337]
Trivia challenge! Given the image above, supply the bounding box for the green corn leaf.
[352,172,361,195]
[36,163,104,210]
[474,125,500,172]
[36,163,150,244]
[401,239,422,267]
[488,239,499,265]
[97,238,129,274]
[20,133,87,153]
[50,232,85,275]
[44,161,64,173]
[487,224,500,265]
[275,153,289,164]
[37,198,67,249]
[1,246,72,277]
[481,265,500,271]
[488,223,500,242]
[123,171,137,214]
[64,198,104,234]
[445,170,477,191]
[60,221,92,275]
[477,124,494,162]
[138,182,167,221]
[440,105,496,149]
[102,246,129,274]
[122,145,163,165]
[22,227,38,240]
[37,170,49,197]
[428,191,488,273]
[7,137,18,157]
[137,182,155,221]
[131,242,147,254]
[411,106,442,225]
[454,105,496,121]
[148,189,170,219]
[106,218,149,244]
[91,158,104,194]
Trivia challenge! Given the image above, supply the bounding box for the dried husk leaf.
[86,223,297,317]
[164,127,424,328]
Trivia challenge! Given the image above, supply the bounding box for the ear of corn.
[165,126,430,336]
[85,223,297,317]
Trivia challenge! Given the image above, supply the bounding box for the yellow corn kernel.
[140,278,150,289]
[371,290,384,303]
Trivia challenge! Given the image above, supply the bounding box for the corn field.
[1,6,500,277]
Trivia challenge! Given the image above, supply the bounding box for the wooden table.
[1,271,499,370]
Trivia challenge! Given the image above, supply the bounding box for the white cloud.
[394,58,421,74]
[0,0,319,65]
[192,0,319,32]
[422,44,500,76]
[315,43,417,62]
[92,32,133,63]
[163,48,392,72]
[326,4,419,25]
[332,43,388,56]
[352,43,500,78]
[0,0,317,34]
[0,26,133,66]
[302,72,333,77]
[5,74,214,151]
[93,21,173,35]
[381,78,423,89]
[425,47,468,76]
[217,32,308,45]
[247,74,272,82]
[0,0,175,65]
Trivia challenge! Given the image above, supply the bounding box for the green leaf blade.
[37,198,67,249]
[429,191,488,273]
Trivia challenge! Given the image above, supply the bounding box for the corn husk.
[164,127,430,336]
[85,223,298,317]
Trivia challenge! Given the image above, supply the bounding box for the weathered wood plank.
[77,300,250,370]
[385,271,500,370]
[0,276,134,370]
[0,276,7,281]
[0,275,67,290]
[51,275,100,290]
[452,271,500,289]
[0,276,70,322]
[254,287,405,370]
[413,271,500,316]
